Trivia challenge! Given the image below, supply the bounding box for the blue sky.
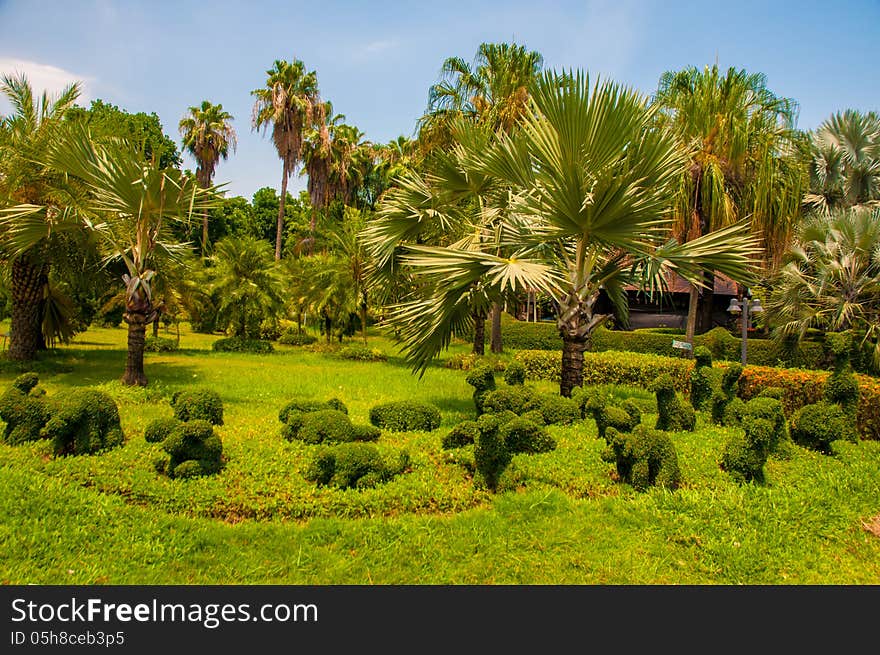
[1,0,878,199]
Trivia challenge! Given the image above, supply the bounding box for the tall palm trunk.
[276,160,290,261]
[699,270,715,331]
[8,258,48,361]
[557,289,601,397]
[490,302,503,354]
[360,293,368,345]
[472,310,486,355]
[560,335,588,397]
[122,308,149,386]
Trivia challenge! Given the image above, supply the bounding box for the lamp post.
[727,289,763,365]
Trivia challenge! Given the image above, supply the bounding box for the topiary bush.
[368,400,441,432]
[144,336,179,352]
[719,396,787,483]
[278,398,348,423]
[337,345,388,362]
[0,373,53,445]
[790,401,857,454]
[278,330,317,346]
[171,387,224,425]
[482,386,542,416]
[653,374,696,432]
[499,416,556,454]
[600,425,681,491]
[42,389,125,456]
[304,442,410,490]
[503,360,526,386]
[574,386,641,440]
[295,409,354,444]
[143,417,180,444]
[823,333,860,418]
[212,337,274,353]
[442,420,481,449]
[465,364,496,415]
[538,394,581,426]
[689,346,717,411]
[154,419,223,479]
[474,417,511,492]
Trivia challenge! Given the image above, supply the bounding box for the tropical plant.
[179,100,237,254]
[804,109,880,213]
[0,73,83,360]
[374,71,759,396]
[251,58,321,260]
[767,206,880,371]
[209,236,283,339]
[654,64,806,342]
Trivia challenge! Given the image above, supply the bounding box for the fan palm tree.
[252,59,321,260]
[0,73,82,360]
[374,71,760,395]
[179,100,237,255]
[654,64,805,343]
[804,110,880,213]
[2,125,218,384]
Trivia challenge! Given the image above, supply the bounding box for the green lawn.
[1,324,879,584]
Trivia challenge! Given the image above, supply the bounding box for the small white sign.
[672,340,693,350]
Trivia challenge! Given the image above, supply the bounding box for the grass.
[1,323,879,584]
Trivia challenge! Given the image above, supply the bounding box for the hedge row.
[513,349,880,440]
[497,315,828,370]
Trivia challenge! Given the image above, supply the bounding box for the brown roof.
[624,271,739,295]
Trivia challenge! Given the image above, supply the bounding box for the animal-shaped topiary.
[154,419,223,479]
[170,387,224,425]
[711,363,744,425]
[465,364,496,416]
[822,333,859,418]
[720,396,787,483]
[503,360,526,386]
[689,346,716,411]
[368,400,441,432]
[574,387,641,440]
[652,374,696,432]
[0,373,53,445]
[481,386,542,416]
[600,425,681,491]
[42,389,125,456]
[305,442,410,490]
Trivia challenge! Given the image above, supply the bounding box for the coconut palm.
[2,125,217,384]
[252,59,321,260]
[0,73,83,360]
[375,71,760,395]
[654,64,806,342]
[767,206,880,370]
[179,100,237,255]
[804,110,880,214]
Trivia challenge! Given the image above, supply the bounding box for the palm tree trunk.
[122,311,148,386]
[685,284,699,358]
[699,271,715,332]
[560,335,588,397]
[276,162,289,261]
[152,317,160,338]
[472,310,486,356]
[8,258,48,361]
[490,303,503,354]
[360,298,368,346]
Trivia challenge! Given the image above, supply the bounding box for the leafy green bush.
[790,402,857,454]
[499,417,556,454]
[574,386,641,440]
[482,386,542,416]
[212,337,274,354]
[539,394,581,425]
[515,350,693,390]
[601,425,681,491]
[304,442,409,490]
[42,389,125,456]
[144,336,179,352]
[503,360,526,386]
[154,419,223,479]
[278,330,317,346]
[689,346,717,411]
[652,374,696,432]
[474,418,510,492]
[259,318,282,341]
[0,373,53,445]
[720,396,787,483]
[337,345,388,362]
[296,410,355,444]
[171,388,224,425]
[278,398,348,423]
[368,400,441,432]
[465,364,496,415]
[143,417,180,444]
[443,353,507,372]
[823,333,860,417]
[442,420,481,449]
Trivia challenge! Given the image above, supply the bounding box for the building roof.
[624,271,739,295]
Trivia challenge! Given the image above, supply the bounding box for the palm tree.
[252,59,321,260]
[654,64,805,344]
[0,73,82,360]
[804,110,880,214]
[4,125,217,385]
[767,206,880,370]
[179,100,237,255]
[374,71,759,395]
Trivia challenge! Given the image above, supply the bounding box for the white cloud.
[354,38,401,60]
[0,58,94,113]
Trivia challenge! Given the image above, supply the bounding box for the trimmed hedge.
[154,419,223,479]
[278,398,348,423]
[144,336,179,352]
[369,400,442,432]
[515,349,880,440]
[601,425,681,491]
[171,388,224,425]
[42,389,125,456]
[305,443,410,490]
[212,337,274,353]
[278,331,317,346]
[337,345,388,362]
[0,373,53,445]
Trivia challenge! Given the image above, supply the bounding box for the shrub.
[155,419,223,479]
[689,346,716,411]
[42,389,125,456]
[305,443,409,490]
[499,417,556,454]
[652,374,696,432]
[720,396,788,483]
[337,345,388,362]
[0,373,53,445]
[790,402,858,454]
[600,425,681,491]
[503,360,526,386]
[278,330,317,346]
[465,364,496,415]
[144,336,179,352]
[574,387,641,440]
[259,318,282,341]
[823,333,860,417]
[171,388,224,425]
[296,410,355,444]
[350,424,382,442]
[482,386,542,416]
[701,327,739,361]
[280,410,305,442]
[741,396,788,451]
[212,337,274,353]
[144,417,180,444]
[443,353,507,372]
[369,400,441,432]
[278,398,348,423]
[474,419,510,492]
[442,420,481,449]
[538,394,581,426]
